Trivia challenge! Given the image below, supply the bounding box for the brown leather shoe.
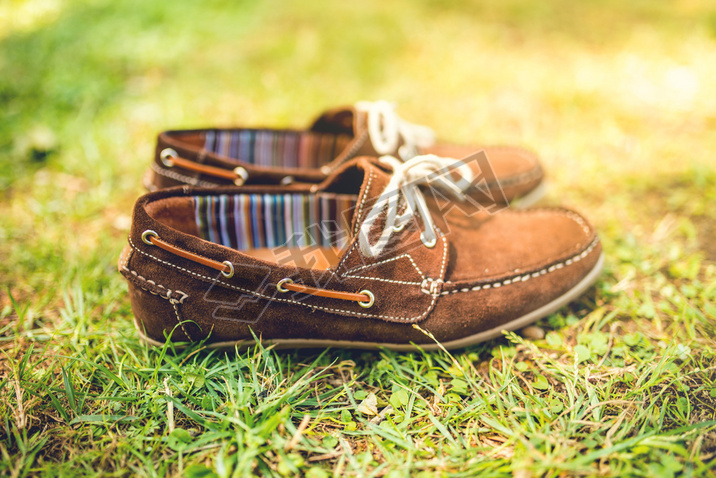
[145,101,545,207]
[122,153,601,351]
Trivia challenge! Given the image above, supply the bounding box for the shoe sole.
[142,169,159,192]
[511,180,548,209]
[136,252,604,352]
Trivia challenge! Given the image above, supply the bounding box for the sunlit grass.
[1,0,715,476]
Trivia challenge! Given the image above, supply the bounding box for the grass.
[1,0,716,475]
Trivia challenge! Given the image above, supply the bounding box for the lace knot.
[355,100,436,159]
[358,154,474,258]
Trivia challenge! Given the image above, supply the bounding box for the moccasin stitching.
[168,300,192,341]
[343,276,423,286]
[440,237,599,296]
[151,162,220,187]
[341,254,425,286]
[351,168,374,236]
[440,208,594,285]
[332,129,370,168]
[121,251,192,339]
[128,235,439,323]
[342,253,425,279]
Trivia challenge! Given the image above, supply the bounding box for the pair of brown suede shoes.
[120,101,603,351]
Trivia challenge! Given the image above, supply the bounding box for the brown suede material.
[147,106,544,204]
[423,144,543,203]
[312,107,544,201]
[433,206,597,282]
[127,167,444,326]
[121,157,600,348]
[144,196,200,235]
[426,250,600,342]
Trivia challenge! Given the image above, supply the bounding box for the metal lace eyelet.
[160,148,177,167]
[277,278,294,293]
[221,261,234,278]
[233,167,248,186]
[358,290,375,308]
[142,230,158,245]
[420,233,437,249]
[392,223,405,232]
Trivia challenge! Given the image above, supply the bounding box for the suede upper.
[147,104,544,205]
[121,156,600,349]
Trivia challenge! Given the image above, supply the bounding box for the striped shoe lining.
[193,193,358,251]
[204,129,354,168]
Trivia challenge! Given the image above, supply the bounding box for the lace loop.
[358,154,474,258]
[355,101,436,160]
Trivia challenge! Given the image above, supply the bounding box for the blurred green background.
[2,0,715,282]
[1,0,715,475]
[3,0,714,297]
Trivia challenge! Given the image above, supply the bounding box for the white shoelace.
[355,100,436,160]
[359,154,475,258]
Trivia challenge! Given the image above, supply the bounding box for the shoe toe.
[423,208,602,344]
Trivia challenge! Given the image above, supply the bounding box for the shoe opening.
[144,190,359,269]
[195,129,354,169]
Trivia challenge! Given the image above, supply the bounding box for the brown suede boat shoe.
[145,101,546,207]
[123,153,600,351]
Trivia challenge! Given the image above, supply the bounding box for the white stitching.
[334,238,361,276]
[442,208,595,285]
[338,226,444,292]
[150,162,221,188]
[329,129,370,171]
[420,277,444,295]
[352,167,373,236]
[436,226,448,284]
[121,249,192,338]
[168,299,192,341]
[431,279,442,295]
[342,253,425,279]
[343,276,423,286]
[125,163,449,323]
[327,167,375,278]
[335,167,427,279]
[416,228,447,296]
[121,245,133,270]
[122,265,189,305]
[128,236,433,322]
[439,237,599,296]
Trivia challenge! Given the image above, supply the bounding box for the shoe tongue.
[319,157,392,238]
[309,105,362,136]
[309,106,383,158]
